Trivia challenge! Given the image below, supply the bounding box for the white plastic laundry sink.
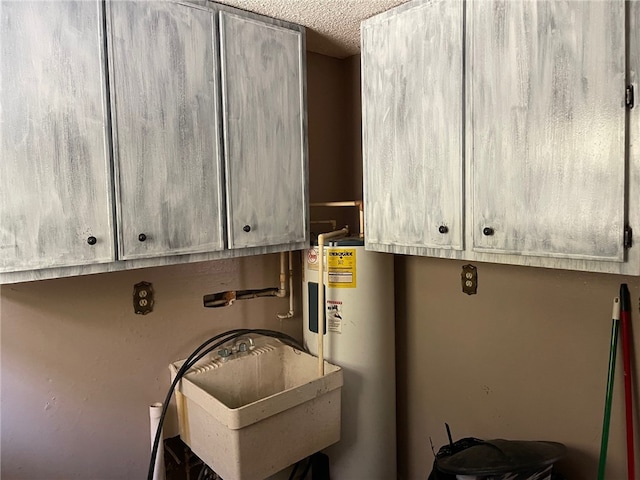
[169,341,343,480]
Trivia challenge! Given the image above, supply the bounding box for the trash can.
[428,437,567,480]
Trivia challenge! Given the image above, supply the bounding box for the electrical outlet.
[133,281,154,314]
[461,265,477,295]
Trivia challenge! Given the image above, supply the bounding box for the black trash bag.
[428,437,567,479]
[428,438,484,480]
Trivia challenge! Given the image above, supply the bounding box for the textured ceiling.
[214,0,411,58]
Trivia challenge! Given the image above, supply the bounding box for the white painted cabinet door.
[361,0,464,254]
[107,1,225,260]
[0,1,115,273]
[220,11,308,249]
[469,1,627,261]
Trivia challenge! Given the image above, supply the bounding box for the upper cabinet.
[362,0,640,275]
[362,0,464,252]
[0,1,309,283]
[107,1,225,260]
[219,11,308,250]
[469,1,627,262]
[0,0,115,273]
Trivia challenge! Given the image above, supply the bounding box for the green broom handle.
[597,297,621,480]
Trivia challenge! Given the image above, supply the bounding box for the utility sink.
[169,341,343,480]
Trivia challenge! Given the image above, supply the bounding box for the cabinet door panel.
[0,1,114,273]
[470,1,626,261]
[108,1,224,260]
[220,12,307,249]
[362,0,464,251]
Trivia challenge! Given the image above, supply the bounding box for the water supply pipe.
[277,251,295,319]
[311,219,338,231]
[317,226,349,376]
[149,403,166,480]
[311,201,363,237]
[203,252,291,308]
[276,251,287,298]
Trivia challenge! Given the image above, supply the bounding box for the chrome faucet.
[217,336,255,362]
[234,336,255,354]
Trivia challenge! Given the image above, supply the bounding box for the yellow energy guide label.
[327,248,356,288]
[307,247,357,288]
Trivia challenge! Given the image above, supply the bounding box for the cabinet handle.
[438,225,449,234]
[138,233,147,242]
[483,227,494,236]
[87,236,97,245]
[243,225,251,233]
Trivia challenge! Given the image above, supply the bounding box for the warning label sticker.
[327,300,343,333]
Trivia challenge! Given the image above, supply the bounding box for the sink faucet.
[217,347,233,362]
[217,336,255,362]
[234,336,255,354]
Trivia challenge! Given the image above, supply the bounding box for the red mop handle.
[620,284,635,480]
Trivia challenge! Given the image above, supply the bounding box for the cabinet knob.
[87,236,97,245]
[243,225,251,233]
[438,225,449,234]
[138,233,147,242]
[483,227,494,236]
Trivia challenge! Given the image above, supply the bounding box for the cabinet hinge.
[626,85,634,109]
[624,226,633,249]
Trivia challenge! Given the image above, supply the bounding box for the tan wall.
[307,52,361,236]
[0,255,300,478]
[395,256,640,479]
[345,55,362,203]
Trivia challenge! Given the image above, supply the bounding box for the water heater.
[302,237,396,479]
